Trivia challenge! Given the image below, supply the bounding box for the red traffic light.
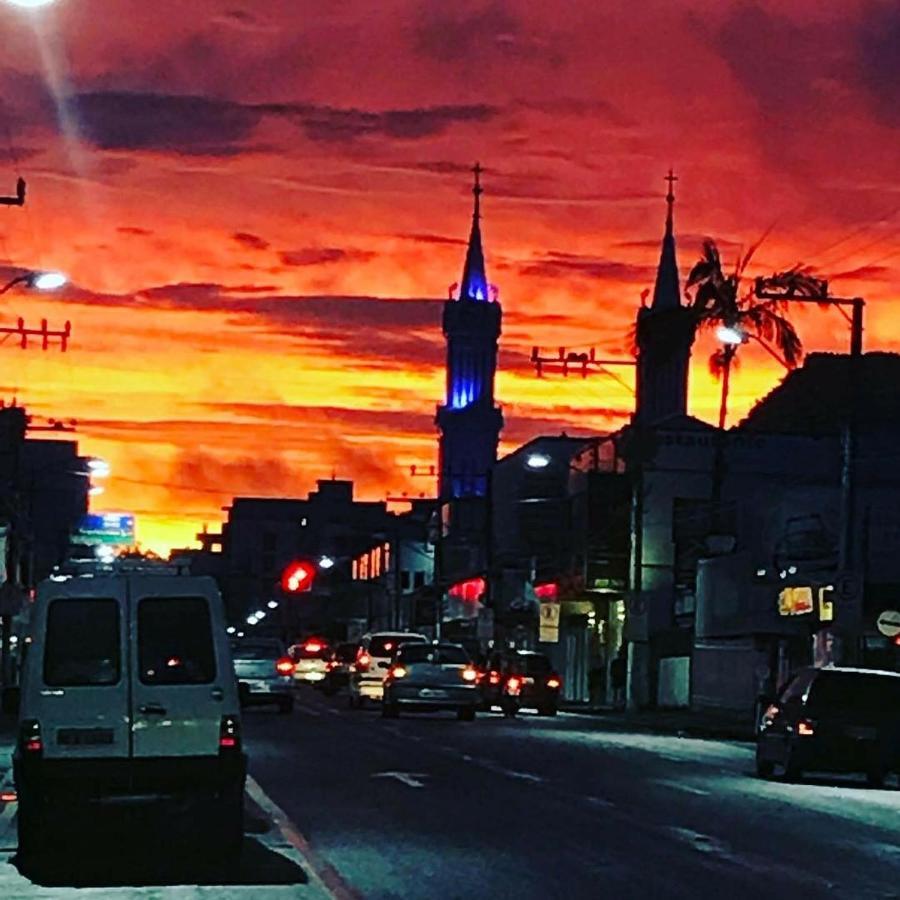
[281,560,316,593]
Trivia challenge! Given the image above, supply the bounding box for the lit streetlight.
[3,0,60,7]
[0,270,67,295]
[525,452,552,470]
[715,324,747,346]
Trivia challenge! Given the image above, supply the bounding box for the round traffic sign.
[876,610,900,638]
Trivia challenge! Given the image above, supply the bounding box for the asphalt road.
[246,690,900,900]
[2,695,900,898]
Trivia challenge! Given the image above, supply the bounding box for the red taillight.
[797,719,815,737]
[461,667,478,683]
[489,670,501,685]
[20,720,42,755]
[389,665,408,679]
[0,790,16,803]
[356,651,371,672]
[304,640,323,653]
[219,715,241,751]
[507,676,522,696]
[547,676,561,690]
[276,657,295,676]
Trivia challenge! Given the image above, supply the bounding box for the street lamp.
[87,458,110,478]
[525,452,552,470]
[0,270,68,295]
[3,0,60,7]
[318,555,335,570]
[716,324,746,346]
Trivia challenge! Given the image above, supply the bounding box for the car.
[382,642,480,720]
[756,666,900,785]
[349,631,428,707]
[288,637,331,685]
[231,638,295,713]
[321,641,359,696]
[13,574,245,859]
[481,650,562,717]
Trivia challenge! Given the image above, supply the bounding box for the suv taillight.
[219,715,241,751]
[356,651,371,672]
[19,719,42,755]
[547,675,561,690]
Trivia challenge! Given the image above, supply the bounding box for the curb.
[246,775,362,900]
[561,709,755,744]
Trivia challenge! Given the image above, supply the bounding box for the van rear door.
[129,577,226,758]
[33,578,130,761]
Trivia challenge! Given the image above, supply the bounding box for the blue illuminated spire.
[459,162,489,302]
[651,168,680,311]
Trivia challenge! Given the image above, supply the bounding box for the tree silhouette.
[686,239,804,429]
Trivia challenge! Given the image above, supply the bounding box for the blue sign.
[77,512,136,546]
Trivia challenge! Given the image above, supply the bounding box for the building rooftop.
[741,352,900,435]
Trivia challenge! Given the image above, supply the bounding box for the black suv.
[481,650,562,717]
[756,666,900,786]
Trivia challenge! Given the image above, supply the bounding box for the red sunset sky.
[0,0,897,553]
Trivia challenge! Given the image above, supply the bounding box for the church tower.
[436,164,503,499]
[635,170,695,425]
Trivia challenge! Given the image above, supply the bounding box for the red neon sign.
[449,577,485,603]
[534,582,559,601]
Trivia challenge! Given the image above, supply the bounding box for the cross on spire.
[472,162,484,218]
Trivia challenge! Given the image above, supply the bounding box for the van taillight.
[356,651,371,672]
[275,657,295,676]
[20,719,42,755]
[219,715,241,751]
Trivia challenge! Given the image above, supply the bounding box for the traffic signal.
[281,560,316,593]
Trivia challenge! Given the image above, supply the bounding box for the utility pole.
[755,276,865,660]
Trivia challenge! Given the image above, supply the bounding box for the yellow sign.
[539,602,561,643]
[818,586,834,623]
[778,586,814,617]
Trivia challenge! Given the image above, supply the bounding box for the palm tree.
[686,239,805,429]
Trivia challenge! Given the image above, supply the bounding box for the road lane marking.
[654,779,711,796]
[371,771,427,788]
[584,796,615,809]
[246,775,361,900]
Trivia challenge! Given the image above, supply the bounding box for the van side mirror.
[2,686,20,715]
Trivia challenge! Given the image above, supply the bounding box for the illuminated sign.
[281,560,316,593]
[76,512,135,547]
[778,586,814,617]
[534,582,559,601]
[449,577,485,603]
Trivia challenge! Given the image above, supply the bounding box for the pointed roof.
[651,168,681,311]
[459,162,489,302]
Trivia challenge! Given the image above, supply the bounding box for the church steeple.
[436,164,504,500]
[458,163,490,302]
[634,169,696,426]
[651,168,681,311]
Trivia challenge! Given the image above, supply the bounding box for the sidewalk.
[560,704,756,743]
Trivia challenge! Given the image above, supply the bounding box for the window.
[370,634,426,658]
[401,571,411,590]
[231,640,283,660]
[398,644,469,665]
[808,672,900,714]
[413,570,426,588]
[44,599,120,686]
[138,597,216,685]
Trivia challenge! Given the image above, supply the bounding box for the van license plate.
[419,689,447,699]
[57,728,114,746]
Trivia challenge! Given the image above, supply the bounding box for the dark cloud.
[416,2,520,62]
[829,264,892,282]
[518,251,656,283]
[855,2,900,126]
[71,91,498,155]
[278,247,376,267]
[232,232,270,251]
[395,232,467,246]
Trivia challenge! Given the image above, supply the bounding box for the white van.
[13,574,245,858]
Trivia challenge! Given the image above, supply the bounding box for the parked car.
[321,642,359,696]
[232,638,295,713]
[481,650,562,717]
[14,574,245,859]
[349,632,428,707]
[382,642,480,720]
[756,666,900,785]
[288,638,331,685]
